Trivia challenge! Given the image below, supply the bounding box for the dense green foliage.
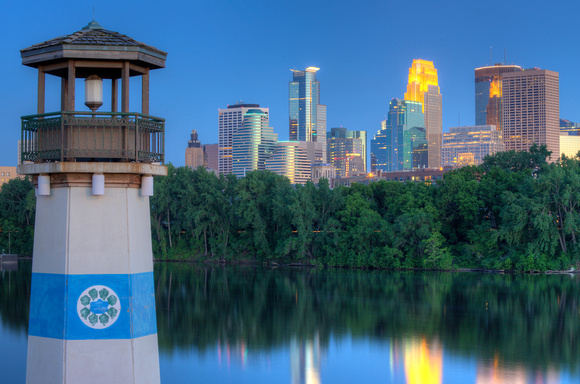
[0,177,34,255]
[152,145,580,271]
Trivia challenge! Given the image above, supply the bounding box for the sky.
[1,0,579,167]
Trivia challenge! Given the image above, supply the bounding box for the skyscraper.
[404,59,442,168]
[232,109,277,178]
[371,99,426,172]
[289,67,327,163]
[474,64,522,130]
[219,102,268,175]
[502,69,560,161]
[327,127,367,178]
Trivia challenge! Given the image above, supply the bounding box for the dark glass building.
[474,64,522,130]
[289,67,326,161]
[371,99,426,172]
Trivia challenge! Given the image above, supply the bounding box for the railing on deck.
[21,111,165,163]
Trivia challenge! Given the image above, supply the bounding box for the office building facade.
[371,99,426,173]
[327,127,367,178]
[404,59,442,168]
[219,102,268,175]
[475,64,522,130]
[289,67,327,162]
[265,141,311,184]
[232,109,277,178]
[502,69,560,161]
[442,125,504,167]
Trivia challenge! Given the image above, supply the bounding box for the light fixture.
[85,74,103,112]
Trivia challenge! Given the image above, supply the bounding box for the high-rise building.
[232,109,277,178]
[475,64,522,130]
[219,102,268,175]
[265,142,311,184]
[289,67,327,162]
[185,130,219,172]
[404,59,442,168]
[185,130,204,169]
[560,119,580,159]
[502,69,560,161]
[327,127,367,178]
[371,99,426,172]
[442,125,504,167]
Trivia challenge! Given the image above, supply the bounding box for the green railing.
[21,111,165,163]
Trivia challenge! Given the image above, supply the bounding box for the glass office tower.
[232,109,277,178]
[289,67,326,162]
[327,127,367,177]
[371,99,426,172]
[474,64,522,130]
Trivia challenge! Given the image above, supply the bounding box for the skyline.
[1,0,579,167]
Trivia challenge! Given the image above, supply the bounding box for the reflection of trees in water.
[0,261,31,333]
[155,263,580,372]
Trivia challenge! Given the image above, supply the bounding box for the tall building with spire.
[289,67,327,163]
[474,64,522,130]
[404,59,442,168]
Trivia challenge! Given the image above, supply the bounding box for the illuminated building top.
[404,59,439,107]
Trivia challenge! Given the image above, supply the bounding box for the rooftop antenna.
[504,48,507,65]
[490,46,493,65]
[93,6,95,21]
[458,111,461,126]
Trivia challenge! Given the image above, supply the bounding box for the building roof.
[21,20,167,70]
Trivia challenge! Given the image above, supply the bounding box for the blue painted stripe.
[29,272,157,340]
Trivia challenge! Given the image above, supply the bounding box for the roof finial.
[93,6,95,21]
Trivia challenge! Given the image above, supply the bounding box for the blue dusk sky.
[1,0,579,167]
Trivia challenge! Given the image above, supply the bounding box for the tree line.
[151,144,580,271]
[2,144,580,271]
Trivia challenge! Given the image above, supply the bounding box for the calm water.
[1,261,579,383]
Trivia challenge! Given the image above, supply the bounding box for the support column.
[67,60,75,111]
[37,66,45,115]
[61,78,67,112]
[142,69,150,115]
[122,62,130,113]
[111,78,118,113]
[26,171,160,384]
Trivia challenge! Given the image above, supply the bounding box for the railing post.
[60,112,65,162]
[135,113,139,162]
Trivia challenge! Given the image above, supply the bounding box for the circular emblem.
[77,285,121,329]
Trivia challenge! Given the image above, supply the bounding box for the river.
[1,261,579,383]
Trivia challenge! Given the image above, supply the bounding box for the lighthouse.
[19,20,167,383]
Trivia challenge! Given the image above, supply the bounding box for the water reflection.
[404,338,442,384]
[290,334,321,384]
[2,262,580,383]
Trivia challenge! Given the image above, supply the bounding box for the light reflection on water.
[1,261,580,383]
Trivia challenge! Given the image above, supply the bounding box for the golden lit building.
[502,69,560,162]
[404,59,442,169]
[560,133,580,159]
[442,125,504,167]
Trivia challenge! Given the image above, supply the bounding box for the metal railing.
[21,111,165,163]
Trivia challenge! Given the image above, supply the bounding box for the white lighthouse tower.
[19,20,167,383]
